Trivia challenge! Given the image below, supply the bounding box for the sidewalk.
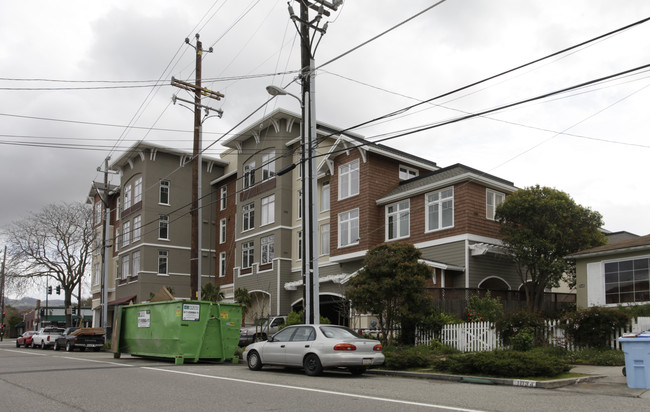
[558,365,650,398]
[370,364,650,398]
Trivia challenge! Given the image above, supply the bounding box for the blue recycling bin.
[618,331,650,389]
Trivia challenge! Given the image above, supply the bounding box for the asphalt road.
[1,342,647,411]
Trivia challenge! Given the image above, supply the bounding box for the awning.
[107,294,137,306]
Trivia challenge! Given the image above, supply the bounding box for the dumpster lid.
[108,295,137,306]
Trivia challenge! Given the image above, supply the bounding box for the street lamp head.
[266,85,288,97]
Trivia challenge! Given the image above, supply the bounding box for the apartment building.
[213,108,520,325]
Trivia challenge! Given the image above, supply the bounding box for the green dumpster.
[112,300,241,364]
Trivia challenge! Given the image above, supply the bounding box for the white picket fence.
[416,317,650,352]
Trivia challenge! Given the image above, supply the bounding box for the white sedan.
[243,324,384,376]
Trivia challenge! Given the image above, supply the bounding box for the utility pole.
[96,157,117,330]
[172,34,224,301]
[288,0,342,324]
[1,245,6,341]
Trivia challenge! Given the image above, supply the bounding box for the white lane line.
[141,366,487,412]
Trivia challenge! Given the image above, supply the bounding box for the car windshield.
[254,318,269,327]
[319,326,363,339]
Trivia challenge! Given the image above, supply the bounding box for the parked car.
[31,327,65,349]
[239,316,287,346]
[53,327,105,352]
[243,324,385,376]
[16,331,37,348]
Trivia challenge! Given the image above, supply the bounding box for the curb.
[367,369,606,389]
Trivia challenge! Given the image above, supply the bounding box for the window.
[243,161,255,189]
[261,235,274,265]
[133,215,141,242]
[219,252,226,278]
[320,181,330,212]
[93,263,100,286]
[261,195,275,226]
[114,229,119,252]
[159,215,169,240]
[605,258,650,304]
[134,177,142,204]
[242,203,254,231]
[262,151,276,180]
[94,201,102,226]
[320,224,330,256]
[123,184,132,210]
[242,241,254,268]
[426,187,454,232]
[297,231,302,260]
[220,186,227,210]
[132,251,140,277]
[298,190,302,219]
[158,250,168,275]
[386,200,410,240]
[486,189,505,220]
[338,159,360,200]
[219,218,226,244]
[160,180,170,205]
[338,209,359,247]
[399,165,418,180]
[121,254,130,280]
[122,221,131,247]
[116,198,120,221]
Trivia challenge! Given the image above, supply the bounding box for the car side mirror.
[267,336,274,342]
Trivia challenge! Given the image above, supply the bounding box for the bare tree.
[3,202,93,327]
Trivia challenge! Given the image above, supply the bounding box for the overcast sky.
[2,0,650,297]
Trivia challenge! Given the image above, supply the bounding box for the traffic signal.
[56,285,61,295]
[48,286,52,294]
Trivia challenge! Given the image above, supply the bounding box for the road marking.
[142,366,487,412]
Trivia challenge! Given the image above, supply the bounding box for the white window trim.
[242,241,254,268]
[261,235,274,265]
[219,252,227,278]
[132,215,141,243]
[122,221,131,247]
[158,250,168,275]
[243,161,255,189]
[261,195,275,226]
[262,151,276,181]
[338,159,360,200]
[385,200,410,241]
[320,224,330,256]
[486,188,505,221]
[242,203,255,232]
[320,181,330,212]
[425,186,454,233]
[134,177,142,204]
[159,180,170,206]
[220,186,227,211]
[399,165,418,180]
[159,215,169,240]
[338,208,360,248]
[219,218,227,244]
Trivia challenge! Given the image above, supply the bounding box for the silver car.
[243,324,384,376]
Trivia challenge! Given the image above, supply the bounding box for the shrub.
[283,311,331,328]
[433,350,570,378]
[465,291,504,322]
[419,308,461,336]
[510,327,535,352]
[496,311,545,347]
[568,348,625,366]
[619,303,650,318]
[563,307,630,348]
[382,343,459,370]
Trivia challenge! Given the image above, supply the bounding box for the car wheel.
[304,354,323,376]
[349,366,367,376]
[66,342,73,352]
[247,350,263,371]
[41,341,46,350]
[53,341,59,351]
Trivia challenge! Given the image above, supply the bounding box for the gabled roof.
[570,234,650,259]
[377,163,517,206]
[109,140,227,171]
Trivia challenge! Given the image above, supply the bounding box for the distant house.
[572,233,650,308]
